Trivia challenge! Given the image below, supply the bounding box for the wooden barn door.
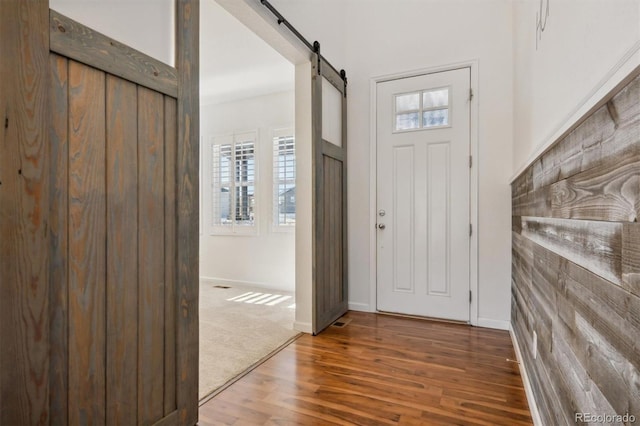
[312,54,348,334]
[0,2,197,424]
[46,9,199,425]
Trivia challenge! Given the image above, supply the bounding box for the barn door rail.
[259,0,347,85]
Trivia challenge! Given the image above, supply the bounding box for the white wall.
[50,0,175,65]
[512,0,640,175]
[271,0,515,327]
[200,90,296,292]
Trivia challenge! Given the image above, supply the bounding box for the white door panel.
[376,68,470,321]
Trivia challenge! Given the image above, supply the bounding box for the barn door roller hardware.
[259,0,347,90]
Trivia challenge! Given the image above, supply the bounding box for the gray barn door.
[47,9,199,425]
[0,3,198,424]
[312,54,348,334]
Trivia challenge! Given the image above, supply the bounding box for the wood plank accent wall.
[511,70,640,424]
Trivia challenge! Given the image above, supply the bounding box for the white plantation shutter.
[272,130,295,227]
[210,131,257,233]
[234,138,256,226]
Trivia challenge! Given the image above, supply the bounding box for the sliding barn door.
[47,9,198,426]
[1,2,197,425]
[312,55,348,334]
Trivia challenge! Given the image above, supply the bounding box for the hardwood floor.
[199,312,532,425]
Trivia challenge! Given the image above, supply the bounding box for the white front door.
[376,68,471,321]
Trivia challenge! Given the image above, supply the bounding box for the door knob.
[378,223,386,230]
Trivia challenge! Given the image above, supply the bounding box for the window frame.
[209,130,259,236]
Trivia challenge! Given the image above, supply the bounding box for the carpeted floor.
[199,281,299,400]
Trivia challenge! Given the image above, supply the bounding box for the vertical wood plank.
[0,1,50,423]
[337,161,344,305]
[176,0,200,423]
[49,53,69,426]
[67,60,106,426]
[137,86,165,425]
[322,156,331,316]
[164,96,178,415]
[331,158,339,308]
[323,155,336,309]
[106,74,138,424]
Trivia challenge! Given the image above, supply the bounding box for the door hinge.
[469,88,474,101]
[469,224,473,237]
[469,290,472,303]
[469,155,472,168]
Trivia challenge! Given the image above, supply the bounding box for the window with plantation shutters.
[272,129,295,227]
[211,131,257,234]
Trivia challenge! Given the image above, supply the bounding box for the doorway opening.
[198,0,301,402]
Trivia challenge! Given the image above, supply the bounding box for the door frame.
[369,61,479,326]
[215,0,348,334]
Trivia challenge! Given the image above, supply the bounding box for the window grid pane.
[273,135,296,226]
[423,109,449,127]
[422,88,448,109]
[395,112,420,130]
[395,93,420,112]
[394,87,450,131]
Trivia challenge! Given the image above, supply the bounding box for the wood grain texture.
[622,223,640,298]
[164,96,178,415]
[137,86,166,425]
[67,60,107,425]
[512,69,640,425]
[515,154,640,221]
[176,0,200,423]
[200,312,532,425]
[50,9,178,97]
[0,1,50,424]
[49,53,69,426]
[549,154,639,222]
[106,74,139,424]
[512,186,550,218]
[519,216,622,285]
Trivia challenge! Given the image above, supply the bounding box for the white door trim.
[369,60,479,326]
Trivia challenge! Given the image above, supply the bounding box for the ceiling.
[200,0,295,105]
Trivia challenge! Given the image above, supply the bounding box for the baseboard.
[476,317,510,330]
[293,321,312,334]
[200,276,294,293]
[348,302,372,312]
[510,324,543,426]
